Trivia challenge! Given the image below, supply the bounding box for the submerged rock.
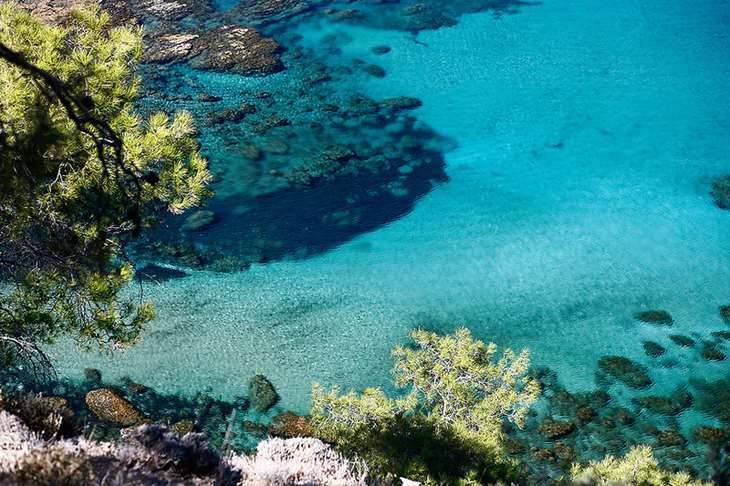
[642,341,666,358]
[171,419,194,436]
[268,412,314,438]
[207,107,255,125]
[232,0,310,24]
[712,331,730,341]
[711,176,730,209]
[85,389,147,426]
[633,310,673,326]
[190,25,283,76]
[135,263,188,282]
[143,31,200,63]
[669,334,695,347]
[635,390,693,415]
[614,407,635,425]
[197,93,222,102]
[597,356,652,389]
[364,64,386,78]
[693,426,730,444]
[248,375,279,412]
[701,342,726,361]
[181,210,217,232]
[576,406,597,424]
[84,368,102,384]
[654,429,686,447]
[242,420,267,437]
[538,418,575,440]
[121,377,149,395]
[143,24,282,77]
[721,305,730,323]
[381,96,423,111]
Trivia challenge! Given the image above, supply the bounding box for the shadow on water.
[139,147,448,270]
[200,151,446,263]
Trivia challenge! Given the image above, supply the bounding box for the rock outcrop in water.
[85,388,148,426]
[248,374,279,412]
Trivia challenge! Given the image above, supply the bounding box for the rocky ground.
[0,406,371,485]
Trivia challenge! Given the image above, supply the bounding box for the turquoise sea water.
[49,0,730,472]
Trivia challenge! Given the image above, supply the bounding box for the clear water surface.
[51,0,730,443]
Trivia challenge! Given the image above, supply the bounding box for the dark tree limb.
[0,41,143,232]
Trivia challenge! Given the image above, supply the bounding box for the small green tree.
[571,445,709,486]
[311,328,540,484]
[0,4,210,375]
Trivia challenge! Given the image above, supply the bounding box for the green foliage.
[311,328,540,485]
[0,4,210,366]
[571,445,709,486]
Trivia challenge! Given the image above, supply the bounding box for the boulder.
[597,355,652,389]
[85,389,147,426]
[248,375,279,412]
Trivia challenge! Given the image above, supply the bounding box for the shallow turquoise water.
[52,0,730,455]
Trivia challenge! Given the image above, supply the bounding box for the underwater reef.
[17,0,541,272]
